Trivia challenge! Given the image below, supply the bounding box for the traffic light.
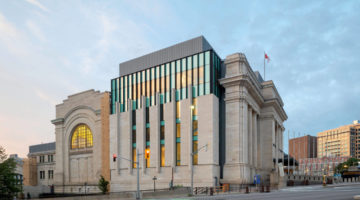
[145,149,150,159]
[113,154,117,162]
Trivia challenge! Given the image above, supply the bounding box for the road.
[191,183,360,200]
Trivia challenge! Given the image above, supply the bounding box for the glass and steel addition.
[110,50,221,114]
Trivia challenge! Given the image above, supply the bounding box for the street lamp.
[190,143,208,195]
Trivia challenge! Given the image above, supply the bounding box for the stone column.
[116,102,121,173]
[171,89,177,168]
[252,112,257,170]
[248,108,253,168]
[156,93,161,172]
[128,99,133,174]
[139,96,146,173]
[188,85,193,170]
[221,53,252,184]
[275,124,279,172]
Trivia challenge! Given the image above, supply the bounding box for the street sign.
[254,175,261,185]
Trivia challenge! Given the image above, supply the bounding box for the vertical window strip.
[205,51,210,95]
[199,53,204,96]
[176,60,181,100]
[165,63,170,103]
[181,58,187,99]
[160,125,165,167]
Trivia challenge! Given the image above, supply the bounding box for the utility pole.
[117,151,141,199]
[136,149,140,200]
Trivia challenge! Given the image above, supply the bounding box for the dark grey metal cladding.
[29,142,56,153]
[119,36,213,76]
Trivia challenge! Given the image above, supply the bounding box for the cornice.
[263,98,288,121]
[219,74,264,106]
[51,118,64,125]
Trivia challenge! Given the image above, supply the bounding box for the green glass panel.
[193,115,198,121]
[181,88,186,100]
[146,141,150,146]
[176,90,180,101]
[193,54,198,68]
[181,58,186,71]
[187,56,192,70]
[199,84,204,96]
[205,82,210,95]
[146,123,150,128]
[146,98,150,107]
[176,138,181,143]
[132,125,136,130]
[205,51,210,65]
[205,65,210,82]
[160,121,165,126]
[160,140,165,145]
[193,135,198,141]
[176,118,181,124]
[132,143,136,148]
[132,100,137,110]
[199,53,204,66]
[160,94,164,104]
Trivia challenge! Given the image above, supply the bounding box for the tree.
[335,157,359,174]
[0,145,21,199]
[98,175,109,194]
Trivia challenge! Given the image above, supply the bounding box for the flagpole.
[263,52,266,80]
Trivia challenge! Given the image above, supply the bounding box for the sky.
[0,0,359,157]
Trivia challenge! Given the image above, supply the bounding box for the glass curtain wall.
[111,50,221,114]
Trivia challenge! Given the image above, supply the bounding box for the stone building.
[23,142,56,187]
[51,90,110,193]
[37,36,287,194]
[109,36,287,190]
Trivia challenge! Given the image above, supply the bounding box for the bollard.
[266,185,270,193]
[260,185,264,193]
[210,187,214,196]
[245,186,249,194]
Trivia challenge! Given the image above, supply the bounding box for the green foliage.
[98,175,109,194]
[0,146,21,199]
[335,157,359,174]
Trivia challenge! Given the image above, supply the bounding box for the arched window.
[71,124,93,149]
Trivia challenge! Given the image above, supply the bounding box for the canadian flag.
[265,53,270,62]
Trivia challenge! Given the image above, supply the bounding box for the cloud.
[0,12,30,57]
[26,20,46,42]
[25,0,49,12]
[34,88,57,106]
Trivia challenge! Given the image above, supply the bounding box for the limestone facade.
[109,89,219,191]
[51,90,110,193]
[219,53,287,186]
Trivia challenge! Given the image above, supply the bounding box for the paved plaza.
[192,183,360,200]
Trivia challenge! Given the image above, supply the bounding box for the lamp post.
[190,143,208,195]
[190,105,195,195]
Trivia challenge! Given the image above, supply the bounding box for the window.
[176,123,181,166]
[40,171,45,179]
[48,155,53,162]
[71,124,93,149]
[176,101,181,118]
[39,155,44,163]
[146,126,150,168]
[160,125,165,167]
[48,170,53,179]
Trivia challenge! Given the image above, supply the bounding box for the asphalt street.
[192,183,360,200]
